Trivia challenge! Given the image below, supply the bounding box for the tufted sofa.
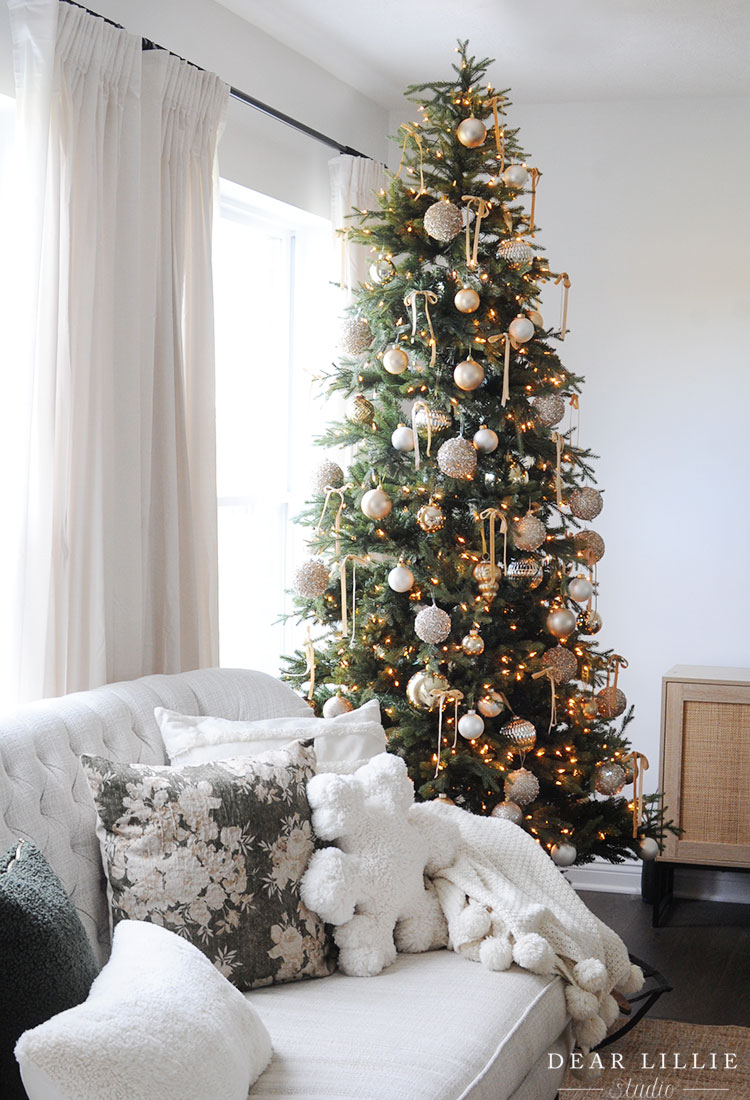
[0,668,572,1100]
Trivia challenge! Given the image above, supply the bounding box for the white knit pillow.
[155,697,386,773]
[15,921,272,1100]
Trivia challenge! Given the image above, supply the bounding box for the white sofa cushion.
[155,697,387,772]
[15,920,272,1100]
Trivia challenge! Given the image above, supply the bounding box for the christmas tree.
[282,42,669,865]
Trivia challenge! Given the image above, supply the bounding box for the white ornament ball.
[293,558,330,598]
[415,605,452,645]
[453,358,485,391]
[508,315,535,344]
[478,691,506,718]
[503,163,530,188]
[454,287,480,313]
[388,564,414,592]
[498,238,534,264]
[338,316,372,356]
[504,767,540,807]
[640,837,660,861]
[568,575,594,603]
[490,800,523,824]
[423,200,463,242]
[391,424,415,452]
[550,843,577,867]
[361,487,392,520]
[569,487,604,521]
[532,394,566,427]
[310,459,345,494]
[458,710,485,739]
[456,117,487,148]
[382,346,409,375]
[437,436,477,480]
[473,425,499,453]
[546,607,577,639]
[513,514,546,552]
[322,695,353,718]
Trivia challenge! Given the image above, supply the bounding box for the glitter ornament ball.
[383,346,409,375]
[541,646,578,684]
[473,559,501,606]
[458,710,485,739]
[478,691,506,718]
[508,315,535,344]
[501,717,537,753]
[568,575,594,603]
[417,502,445,533]
[491,800,523,824]
[414,404,452,435]
[311,459,344,494]
[461,628,485,656]
[503,163,530,188]
[595,762,627,796]
[498,238,534,264]
[550,843,577,867]
[473,425,499,454]
[293,558,330,598]
[437,436,477,479]
[338,316,372,356]
[454,287,480,313]
[597,686,627,719]
[423,200,463,242]
[546,607,577,639]
[453,358,485,391]
[322,695,353,718]
[388,564,414,592]
[415,605,452,645]
[575,530,606,563]
[456,116,487,148]
[504,767,539,806]
[513,514,546,552]
[347,394,374,424]
[391,424,415,452]
[569,487,604,521]
[369,257,395,285]
[361,488,392,520]
[639,837,660,861]
[532,394,566,427]
[577,608,603,635]
[507,557,544,588]
[406,670,451,710]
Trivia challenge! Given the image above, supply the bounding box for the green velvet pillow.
[0,840,100,1100]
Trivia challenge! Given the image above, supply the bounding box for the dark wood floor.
[578,890,750,1027]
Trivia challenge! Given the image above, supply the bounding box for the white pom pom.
[575,1014,607,1050]
[573,958,608,993]
[617,962,644,994]
[513,933,556,975]
[454,903,492,946]
[479,936,513,971]
[600,993,620,1029]
[565,984,600,1021]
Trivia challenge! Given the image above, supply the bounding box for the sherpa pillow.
[155,697,386,773]
[0,840,100,1100]
[15,920,272,1100]
[81,740,336,991]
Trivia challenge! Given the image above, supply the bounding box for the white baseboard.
[564,859,642,895]
[566,858,750,903]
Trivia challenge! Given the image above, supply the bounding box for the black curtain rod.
[59,0,370,158]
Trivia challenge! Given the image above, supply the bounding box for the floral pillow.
[81,740,336,991]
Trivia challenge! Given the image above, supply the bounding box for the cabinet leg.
[651,861,674,927]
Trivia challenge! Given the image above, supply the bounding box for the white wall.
[0,0,387,217]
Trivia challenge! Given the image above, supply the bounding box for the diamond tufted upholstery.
[0,668,311,962]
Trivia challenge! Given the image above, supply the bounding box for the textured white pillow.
[155,697,387,773]
[15,921,272,1100]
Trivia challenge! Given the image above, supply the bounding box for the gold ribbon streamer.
[339,554,369,636]
[431,688,465,775]
[532,667,558,732]
[411,399,432,470]
[304,627,316,702]
[488,96,506,170]
[569,393,580,445]
[395,123,426,195]
[479,508,509,581]
[317,485,350,557]
[462,195,491,269]
[551,432,564,507]
[488,332,512,407]
[554,273,571,339]
[404,290,439,368]
[528,168,541,237]
[623,751,650,838]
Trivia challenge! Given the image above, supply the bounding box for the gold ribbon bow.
[478,508,509,583]
[623,751,650,838]
[431,688,465,776]
[317,485,350,557]
[554,273,571,340]
[403,289,439,368]
[607,654,628,693]
[304,627,316,702]
[532,667,559,733]
[488,95,506,170]
[411,399,432,470]
[396,123,426,195]
[551,432,564,507]
[488,332,512,407]
[462,195,491,269]
[528,168,541,237]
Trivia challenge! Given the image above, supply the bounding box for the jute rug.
[559,1018,749,1099]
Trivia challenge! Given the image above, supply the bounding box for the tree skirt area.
[560,1018,749,1099]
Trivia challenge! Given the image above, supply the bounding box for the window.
[213,180,334,676]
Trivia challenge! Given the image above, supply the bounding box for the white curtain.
[329,153,387,306]
[6,0,228,701]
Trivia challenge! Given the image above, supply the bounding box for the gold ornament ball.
[423,200,464,242]
[311,459,344,494]
[498,238,534,264]
[347,394,374,424]
[569,487,604,521]
[546,607,577,639]
[490,800,523,824]
[437,436,477,480]
[461,628,485,656]
[577,608,603,635]
[417,502,445,533]
[581,697,599,720]
[541,645,579,684]
[383,346,409,375]
[595,762,627,796]
[508,314,535,344]
[478,690,506,718]
[454,287,480,313]
[391,424,415,452]
[293,558,330,599]
[513,514,546,552]
[504,767,539,806]
[503,163,530,188]
[453,358,485,392]
[505,458,529,487]
[406,669,451,710]
[501,717,537,753]
[322,694,353,718]
[528,309,544,328]
[473,558,501,606]
[361,487,392,520]
[596,686,627,719]
[436,793,455,806]
[506,557,544,588]
[369,257,395,284]
[414,605,452,645]
[568,574,594,603]
[473,425,499,454]
[338,316,372,356]
[414,404,452,435]
[575,529,606,563]
[456,116,487,148]
[550,843,577,867]
[532,394,566,427]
